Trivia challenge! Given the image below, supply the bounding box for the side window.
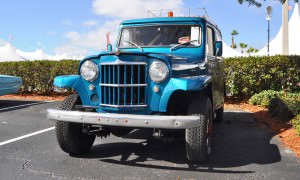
[206,27,214,56]
[216,31,222,42]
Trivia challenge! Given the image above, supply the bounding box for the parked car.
[0,75,22,96]
[47,12,225,163]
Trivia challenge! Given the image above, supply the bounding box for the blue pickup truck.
[47,14,225,163]
[0,75,22,96]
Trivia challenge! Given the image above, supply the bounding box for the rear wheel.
[55,94,96,155]
[185,95,213,163]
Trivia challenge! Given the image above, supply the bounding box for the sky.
[0,0,298,57]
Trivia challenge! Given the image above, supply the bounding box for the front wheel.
[185,96,213,163]
[55,94,96,155]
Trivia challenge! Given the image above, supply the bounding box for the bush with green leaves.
[268,96,300,122]
[249,90,300,107]
[291,115,300,135]
[249,90,300,134]
[225,55,300,99]
[0,60,79,95]
[249,90,283,107]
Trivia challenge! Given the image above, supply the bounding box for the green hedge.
[225,55,300,99]
[0,60,79,95]
[249,90,300,134]
[269,96,300,121]
[0,55,299,97]
[249,90,283,107]
[291,115,300,136]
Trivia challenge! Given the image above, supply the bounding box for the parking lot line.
[0,101,54,111]
[0,127,55,146]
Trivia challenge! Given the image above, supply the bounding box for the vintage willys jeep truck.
[47,13,225,163]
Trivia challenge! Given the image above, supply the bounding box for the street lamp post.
[266,6,273,56]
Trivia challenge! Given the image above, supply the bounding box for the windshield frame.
[117,24,202,49]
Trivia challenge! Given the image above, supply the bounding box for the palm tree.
[237,0,298,7]
[231,30,239,48]
[247,47,255,55]
[240,43,248,54]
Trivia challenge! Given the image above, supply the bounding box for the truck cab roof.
[120,17,221,35]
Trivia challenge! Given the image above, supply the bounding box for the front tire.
[185,96,213,163]
[55,94,96,155]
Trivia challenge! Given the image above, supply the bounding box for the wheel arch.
[166,82,213,115]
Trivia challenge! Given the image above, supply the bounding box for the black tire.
[185,95,213,163]
[55,94,96,155]
[214,106,224,123]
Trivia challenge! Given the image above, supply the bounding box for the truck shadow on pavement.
[76,111,281,173]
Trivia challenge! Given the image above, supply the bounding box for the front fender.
[54,75,80,88]
[159,76,211,112]
[53,75,89,104]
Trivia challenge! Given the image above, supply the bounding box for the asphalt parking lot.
[0,99,299,180]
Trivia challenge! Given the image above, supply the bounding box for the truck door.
[206,26,223,110]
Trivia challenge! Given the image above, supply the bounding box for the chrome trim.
[149,61,169,83]
[47,109,200,129]
[100,83,148,87]
[80,61,99,82]
[100,104,147,108]
[172,64,199,71]
[100,59,147,65]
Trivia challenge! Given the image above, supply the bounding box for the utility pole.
[282,0,289,55]
[266,6,272,56]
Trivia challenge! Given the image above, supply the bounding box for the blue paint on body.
[0,75,22,96]
[53,16,223,114]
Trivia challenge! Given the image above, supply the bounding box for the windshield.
[118,25,201,48]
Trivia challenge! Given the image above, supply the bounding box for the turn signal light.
[168,11,173,17]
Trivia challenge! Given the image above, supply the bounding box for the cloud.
[56,0,184,58]
[65,31,81,42]
[83,20,99,27]
[60,20,120,56]
[92,0,184,19]
[54,45,87,59]
[0,38,8,46]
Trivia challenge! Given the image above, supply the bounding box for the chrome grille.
[100,62,147,108]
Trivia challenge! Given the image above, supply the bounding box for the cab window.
[207,27,214,56]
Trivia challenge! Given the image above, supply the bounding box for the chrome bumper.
[47,109,200,129]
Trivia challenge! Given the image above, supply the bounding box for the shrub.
[225,55,300,99]
[291,115,300,135]
[249,90,283,107]
[249,90,300,107]
[0,60,79,95]
[268,95,300,122]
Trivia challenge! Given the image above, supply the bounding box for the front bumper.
[47,109,200,129]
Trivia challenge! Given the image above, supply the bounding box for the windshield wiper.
[170,40,198,51]
[123,40,143,52]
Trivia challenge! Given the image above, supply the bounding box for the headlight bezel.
[80,60,99,82]
[149,61,169,83]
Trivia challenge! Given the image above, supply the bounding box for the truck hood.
[84,50,205,65]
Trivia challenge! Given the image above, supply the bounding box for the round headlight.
[149,61,169,83]
[80,61,98,82]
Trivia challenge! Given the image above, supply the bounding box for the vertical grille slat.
[100,62,147,108]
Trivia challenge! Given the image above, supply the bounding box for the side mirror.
[107,44,113,52]
[215,41,223,57]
